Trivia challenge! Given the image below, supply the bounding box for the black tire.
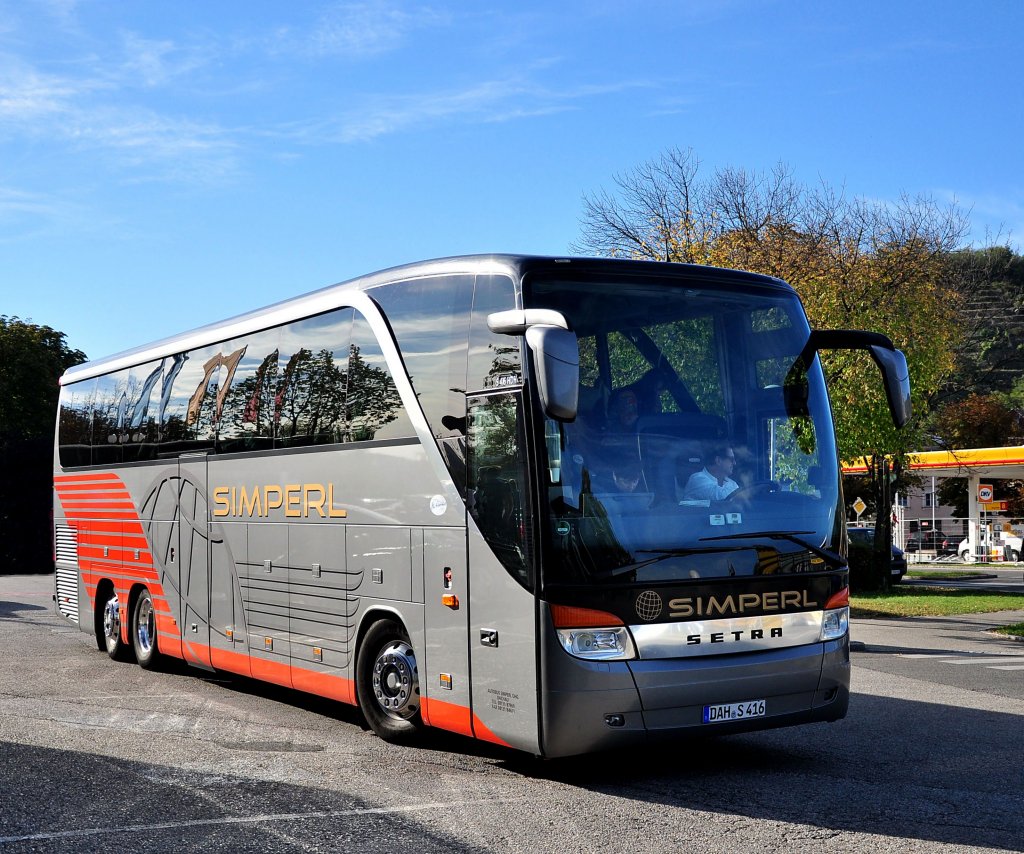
[99,589,131,661]
[1008,548,1020,563]
[356,619,422,743]
[131,586,161,670]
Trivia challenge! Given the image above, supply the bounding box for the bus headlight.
[820,607,849,641]
[549,604,637,660]
[556,627,636,660]
[819,587,850,641]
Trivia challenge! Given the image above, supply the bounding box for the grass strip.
[905,570,989,580]
[992,622,1024,638]
[850,586,1024,619]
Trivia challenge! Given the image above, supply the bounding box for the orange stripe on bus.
[420,696,474,737]
[292,665,355,705]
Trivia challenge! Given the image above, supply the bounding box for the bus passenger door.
[177,453,212,670]
[465,393,541,754]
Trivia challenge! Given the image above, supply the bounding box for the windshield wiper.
[614,546,739,576]
[699,530,846,569]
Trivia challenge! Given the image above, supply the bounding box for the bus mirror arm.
[795,330,912,429]
[487,310,579,421]
[487,309,570,334]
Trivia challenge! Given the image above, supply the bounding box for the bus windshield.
[526,273,842,586]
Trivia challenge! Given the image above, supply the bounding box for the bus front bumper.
[539,636,849,758]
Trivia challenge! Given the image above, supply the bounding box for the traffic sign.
[852,497,867,517]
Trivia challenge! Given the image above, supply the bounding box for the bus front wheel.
[131,586,161,670]
[356,619,422,742]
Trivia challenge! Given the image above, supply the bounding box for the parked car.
[847,526,907,582]
[904,530,957,555]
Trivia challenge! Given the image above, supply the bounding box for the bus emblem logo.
[635,590,663,622]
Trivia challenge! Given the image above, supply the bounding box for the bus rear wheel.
[356,619,422,742]
[131,586,161,670]
[100,590,131,661]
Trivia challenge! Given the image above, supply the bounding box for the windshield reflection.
[529,275,841,585]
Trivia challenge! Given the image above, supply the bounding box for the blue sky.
[1,0,1022,362]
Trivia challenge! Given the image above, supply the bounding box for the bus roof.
[60,255,790,385]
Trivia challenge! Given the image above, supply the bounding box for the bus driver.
[683,444,739,502]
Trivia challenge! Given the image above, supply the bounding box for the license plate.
[703,699,766,724]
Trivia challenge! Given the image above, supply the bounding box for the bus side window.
[123,361,163,462]
[58,378,96,468]
[370,275,473,493]
[219,327,281,453]
[467,393,532,588]
[275,309,352,448]
[91,370,129,466]
[347,312,413,442]
[468,275,521,393]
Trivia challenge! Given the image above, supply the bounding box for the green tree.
[0,317,86,573]
[0,316,86,440]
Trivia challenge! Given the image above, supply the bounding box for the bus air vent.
[54,525,80,624]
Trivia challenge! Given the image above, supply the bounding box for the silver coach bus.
[53,255,910,757]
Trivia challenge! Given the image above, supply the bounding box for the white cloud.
[308,1,448,59]
[295,75,651,143]
[117,31,212,88]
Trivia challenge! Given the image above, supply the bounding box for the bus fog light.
[556,627,635,660]
[820,607,849,641]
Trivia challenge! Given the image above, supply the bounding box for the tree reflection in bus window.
[58,378,96,467]
[91,371,127,466]
[276,310,352,447]
[123,361,162,462]
[219,327,281,453]
[346,312,412,442]
[467,393,531,587]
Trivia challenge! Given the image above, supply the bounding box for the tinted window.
[347,311,412,442]
[468,275,521,393]
[372,276,473,491]
[218,328,281,453]
[92,371,128,465]
[160,344,245,454]
[123,361,162,462]
[58,379,95,468]
[371,276,473,439]
[276,310,353,448]
[467,393,532,588]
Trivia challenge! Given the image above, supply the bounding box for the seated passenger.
[682,444,739,502]
[607,388,640,432]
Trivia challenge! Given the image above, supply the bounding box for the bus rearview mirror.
[796,330,912,429]
[525,325,579,422]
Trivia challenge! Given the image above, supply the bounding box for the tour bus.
[53,255,910,757]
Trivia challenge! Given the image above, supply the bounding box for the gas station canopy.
[843,447,1024,553]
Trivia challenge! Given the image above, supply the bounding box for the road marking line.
[988,665,1024,670]
[944,657,1024,665]
[0,799,503,844]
